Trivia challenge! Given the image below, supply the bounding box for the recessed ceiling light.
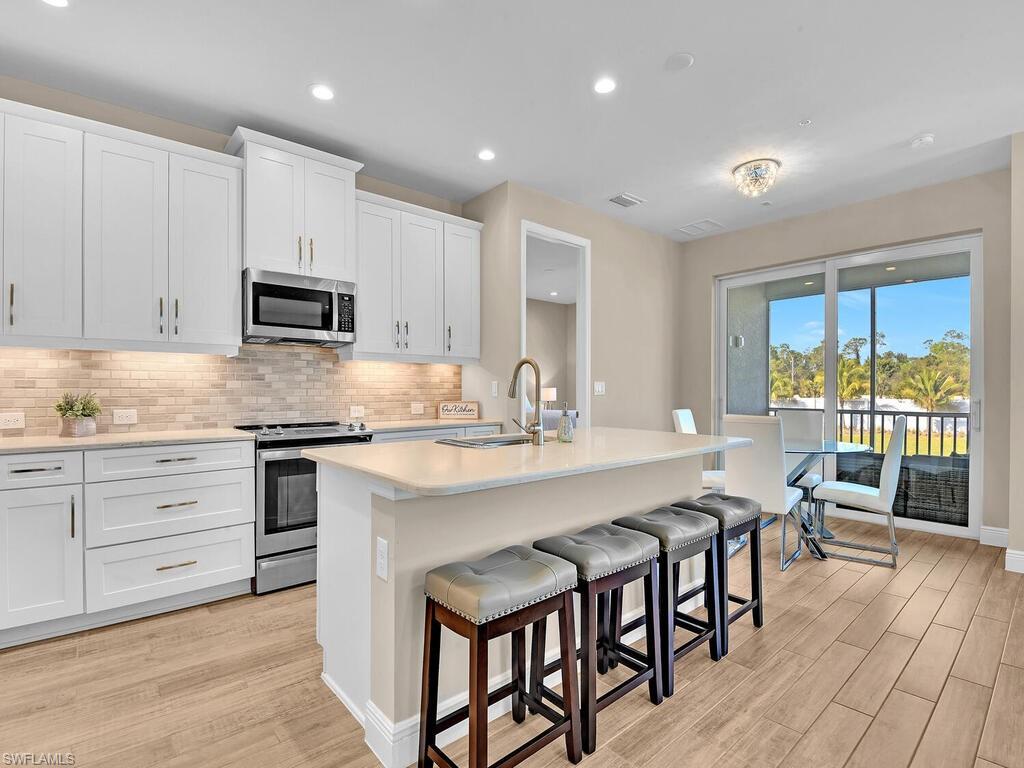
[798,118,813,127]
[761,200,773,207]
[309,84,334,101]
[549,291,559,297]
[885,266,897,271]
[664,52,695,71]
[477,148,495,161]
[904,279,915,283]
[804,281,815,286]
[910,133,935,149]
[593,77,617,95]
[41,0,69,6]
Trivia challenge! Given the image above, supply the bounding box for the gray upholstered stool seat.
[532,524,659,581]
[672,493,762,530]
[424,545,577,625]
[611,507,718,552]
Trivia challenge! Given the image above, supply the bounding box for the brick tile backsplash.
[0,346,461,436]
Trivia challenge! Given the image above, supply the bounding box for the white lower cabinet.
[0,484,83,630]
[85,523,254,613]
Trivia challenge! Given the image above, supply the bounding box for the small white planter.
[60,416,97,438]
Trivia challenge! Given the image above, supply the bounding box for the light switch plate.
[350,405,365,419]
[491,381,499,398]
[112,408,138,425]
[594,381,607,396]
[0,412,25,429]
[411,402,424,415]
[375,537,389,581]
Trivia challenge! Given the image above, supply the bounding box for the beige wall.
[463,182,684,430]
[1010,136,1024,551]
[678,170,1012,530]
[525,299,570,403]
[0,75,462,217]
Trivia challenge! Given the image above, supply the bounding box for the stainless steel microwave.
[243,268,356,347]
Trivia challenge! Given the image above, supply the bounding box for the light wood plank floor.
[1,517,1021,768]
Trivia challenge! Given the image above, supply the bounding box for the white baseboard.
[980,526,1009,548]
[356,579,703,768]
[322,671,365,726]
[1006,549,1024,574]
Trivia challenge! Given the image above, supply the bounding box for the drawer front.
[464,425,501,437]
[85,441,254,482]
[373,428,464,443]
[85,523,254,613]
[0,452,84,491]
[85,468,255,548]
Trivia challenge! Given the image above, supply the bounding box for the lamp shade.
[540,387,557,402]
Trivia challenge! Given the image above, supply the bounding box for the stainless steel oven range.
[235,421,372,594]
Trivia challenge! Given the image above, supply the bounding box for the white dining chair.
[722,415,805,570]
[811,416,906,568]
[778,409,824,512]
[672,408,725,490]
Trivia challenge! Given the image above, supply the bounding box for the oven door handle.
[257,448,308,462]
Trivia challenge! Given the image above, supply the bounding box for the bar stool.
[531,524,663,754]
[611,507,722,697]
[672,493,764,655]
[419,546,582,768]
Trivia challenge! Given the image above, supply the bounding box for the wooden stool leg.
[557,592,583,764]
[658,551,675,697]
[511,627,526,723]
[596,591,609,674]
[418,600,441,768]
[643,559,663,704]
[528,616,547,715]
[468,623,488,768]
[715,531,730,656]
[579,583,599,753]
[750,523,764,627]
[609,588,623,669]
[705,540,723,662]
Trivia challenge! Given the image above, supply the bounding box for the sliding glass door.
[717,235,983,536]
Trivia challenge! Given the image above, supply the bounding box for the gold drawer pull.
[154,457,198,464]
[155,500,199,510]
[156,560,198,572]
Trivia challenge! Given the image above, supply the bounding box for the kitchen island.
[303,426,748,768]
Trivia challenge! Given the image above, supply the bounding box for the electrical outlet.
[0,412,25,430]
[411,402,424,416]
[350,405,365,419]
[491,381,499,398]
[375,537,389,581]
[112,408,138,425]
[594,381,607,396]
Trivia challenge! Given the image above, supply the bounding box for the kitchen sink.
[435,434,535,449]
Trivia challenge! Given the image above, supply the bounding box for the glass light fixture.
[732,158,781,198]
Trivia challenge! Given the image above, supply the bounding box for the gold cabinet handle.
[309,238,314,269]
[156,560,197,572]
[174,298,180,336]
[298,236,303,268]
[70,493,75,539]
[159,297,164,335]
[155,499,199,510]
[8,283,13,327]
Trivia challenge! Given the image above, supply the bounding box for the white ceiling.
[526,236,579,303]
[3,1,1023,241]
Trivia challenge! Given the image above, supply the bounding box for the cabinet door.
[400,212,444,356]
[244,142,305,275]
[83,135,169,342]
[168,154,241,346]
[0,485,83,629]
[355,201,402,354]
[3,116,83,338]
[443,223,480,358]
[305,159,355,281]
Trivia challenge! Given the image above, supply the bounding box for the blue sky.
[769,277,970,356]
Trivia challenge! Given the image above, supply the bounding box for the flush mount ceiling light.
[910,133,935,149]
[664,52,695,71]
[477,148,495,161]
[549,291,559,297]
[309,84,334,101]
[732,158,781,198]
[593,77,617,95]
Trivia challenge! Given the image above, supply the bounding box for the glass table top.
[784,440,873,455]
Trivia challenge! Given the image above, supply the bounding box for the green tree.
[902,367,957,412]
[837,356,868,407]
[842,337,869,365]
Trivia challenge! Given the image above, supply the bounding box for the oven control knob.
[359,422,366,431]
[347,423,356,432]
[260,426,269,435]
[275,426,284,435]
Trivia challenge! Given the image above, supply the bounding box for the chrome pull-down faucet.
[507,357,545,446]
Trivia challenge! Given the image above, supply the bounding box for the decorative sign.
[439,401,480,420]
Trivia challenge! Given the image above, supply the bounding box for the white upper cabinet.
[2,116,83,339]
[168,155,242,346]
[305,158,356,281]
[83,135,169,342]
[0,485,83,630]
[356,200,401,354]
[443,223,481,359]
[243,142,304,275]
[400,213,445,356]
[228,128,363,283]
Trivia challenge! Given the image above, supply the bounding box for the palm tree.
[836,357,868,408]
[903,368,957,413]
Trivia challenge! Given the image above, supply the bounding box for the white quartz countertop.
[303,426,749,497]
[366,419,503,433]
[0,428,254,455]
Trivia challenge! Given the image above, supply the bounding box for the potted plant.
[54,392,101,438]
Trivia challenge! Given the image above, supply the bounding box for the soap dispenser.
[557,402,574,443]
